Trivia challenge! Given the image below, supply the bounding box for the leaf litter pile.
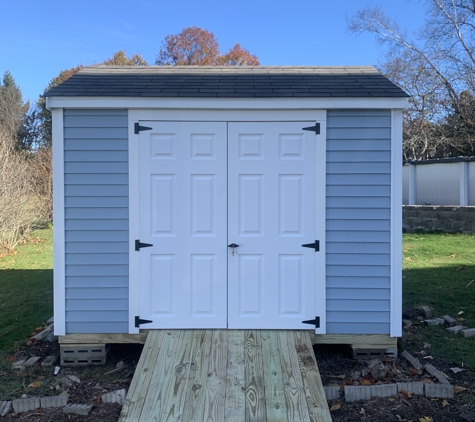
[314,344,475,422]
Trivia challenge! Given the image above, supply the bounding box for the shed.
[46,66,408,350]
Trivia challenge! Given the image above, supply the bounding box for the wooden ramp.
[119,330,332,422]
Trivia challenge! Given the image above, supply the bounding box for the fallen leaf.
[408,368,420,376]
[450,367,464,374]
[28,381,43,388]
[359,378,372,386]
[442,399,449,407]
[421,378,434,384]
[360,407,366,415]
[330,404,341,411]
[423,342,431,349]
[457,318,465,321]
[344,379,354,386]
[419,417,433,422]
[423,356,433,360]
[458,311,465,315]
[328,374,345,379]
[454,386,467,393]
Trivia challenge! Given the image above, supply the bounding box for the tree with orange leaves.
[156,26,259,66]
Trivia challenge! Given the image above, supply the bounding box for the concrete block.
[31,324,54,342]
[60,343,109,366]
[459,328,475,338]
[0,401,12,417]
[40,395,68,409]
[424,318,445,326]
[46,316,54,325]
[12,397,40,413]
[402,319,413,328]
[447,325,467,334]
[11,357,29,369]
[424,383,454,398]
[344,385,372,402]
[416,306,433,319]
[22,356,41,367]
[397,382,424,395]
[102,388,127,406]
[424,364,450,384]
[63,404,93,416]
[401,350,423,370]
[323,386,340,400]
[441,315,457,326]
[41,356,58,367]
[371,383,397,398]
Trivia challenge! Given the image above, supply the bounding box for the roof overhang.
[46,96,408,111]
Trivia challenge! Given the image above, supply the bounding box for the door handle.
[228,243,239,248]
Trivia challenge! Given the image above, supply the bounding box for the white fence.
[402,159,475,206]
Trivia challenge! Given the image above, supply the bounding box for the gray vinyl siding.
[64,109,128,333]
[326,110,391,334]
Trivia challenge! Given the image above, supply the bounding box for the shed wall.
[64,109,129,333]
[326,110,391,334]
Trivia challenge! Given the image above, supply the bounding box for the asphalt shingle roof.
[45,66,409,98]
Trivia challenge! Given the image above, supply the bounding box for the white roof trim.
[47,96,408,110]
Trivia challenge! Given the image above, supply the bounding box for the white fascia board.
[315,113,327,334]
[46,96,409,111]
[390,109,403,337]
[52,108,66,336]
[128,113,140,334]
[128,109,326,122]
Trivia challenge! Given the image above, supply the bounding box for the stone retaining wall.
[403,205,475,233]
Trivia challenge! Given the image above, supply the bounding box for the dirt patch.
[314,344,475,421]
[1,342,142,421]
[1,340,474,421]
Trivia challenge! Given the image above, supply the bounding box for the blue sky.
[1,0,427,104]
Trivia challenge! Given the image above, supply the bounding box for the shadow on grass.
[0,269,53,354]
[402,265,475,370]
[403,265,475,316]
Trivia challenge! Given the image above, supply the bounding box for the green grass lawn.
[0,229,53,354]
[403,232,475,370]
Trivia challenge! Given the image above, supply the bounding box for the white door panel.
[139,122,227,328]
[228,122,318,329]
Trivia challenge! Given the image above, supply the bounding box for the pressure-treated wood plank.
[201,330,228,422]
[181,330,214,422]
[224,330,245,422]
[244,330,266,422]
[59,332,149,344]
[311,333,397,347]
[261,330,287,421]
[293,331,332,422]
[160,330,196,421]
[278,331,311,422]
[119,330,163,422]
[138,330,182,422]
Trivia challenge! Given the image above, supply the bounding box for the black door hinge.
[135,240,153,251]
[302,240,319,252]
[134,122,153,134]
[302,317,320,328]
[135,316,153,328]
[302,123,320,134]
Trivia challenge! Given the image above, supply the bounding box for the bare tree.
[0,129,49,253]
[348,0,475,159]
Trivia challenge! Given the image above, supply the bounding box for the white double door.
[138,121,320,329]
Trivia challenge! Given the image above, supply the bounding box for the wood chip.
[330,404,341,411]
[454,386,467,393]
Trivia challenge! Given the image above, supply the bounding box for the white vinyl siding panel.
[326,110,391,334]
[64,109,128,333]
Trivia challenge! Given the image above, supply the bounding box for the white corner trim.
[128,111,140,334]
[460,162,469,206]
[46,96,409,111]
[52,108,66,336]
[315,114,327,334]
[390,109,403,337]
